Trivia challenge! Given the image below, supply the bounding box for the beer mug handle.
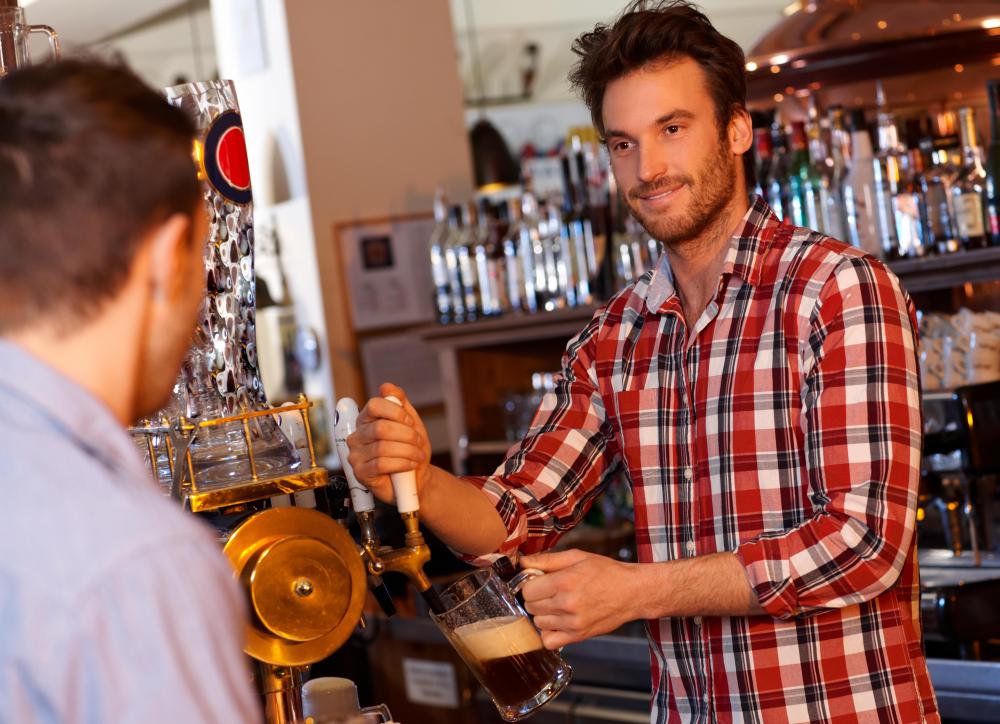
[507,567,545,595]
[507,567,565,654]
[28,25,61,62]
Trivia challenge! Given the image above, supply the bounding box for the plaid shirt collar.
[643,195,779,315]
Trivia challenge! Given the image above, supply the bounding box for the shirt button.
[683,466,693,481]
[685,540,696,554]
[693,616,702,626]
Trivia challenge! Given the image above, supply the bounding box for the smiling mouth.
[638,185,682,202]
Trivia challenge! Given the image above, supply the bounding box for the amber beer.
[453,615,560,707]
[433,567,571,721]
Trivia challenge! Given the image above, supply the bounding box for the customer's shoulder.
[0,433,220,606]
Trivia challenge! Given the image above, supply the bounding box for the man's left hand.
[519,549,640,649]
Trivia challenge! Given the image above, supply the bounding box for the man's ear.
[147,213,193,303]
[729,107,753,157]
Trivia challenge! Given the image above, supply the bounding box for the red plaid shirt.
[466,198,938,723]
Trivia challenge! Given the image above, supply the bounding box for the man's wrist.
[622,560,671,621]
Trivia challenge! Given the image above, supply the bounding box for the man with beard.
[347,2,936,721]
[0,61,258,721]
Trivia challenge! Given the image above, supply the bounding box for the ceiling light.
[769,54,790,65]
[745,61,758,72]
[782,1,802,16]
[983,18,1000,30]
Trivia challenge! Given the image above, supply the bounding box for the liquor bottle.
[473,199,503,317]
[502,198,527,313]
[428,190,453,323]
[560,154,593,305]
[492,201,512,311]
[574,143,613,298]
[985,80,1000,245]
[443,204,466,322]
[753,126,771,201]
[813,106,847,241]
[952,106,990,249]
[788,120,822,230]
[872,82,901,258]
[456,202,480,320]
[542,200,569,310]
[891,148,931,258]
[917,127,957,254]
[843,109,881,257]
[754,127,782,213]
[520,190,552,311]
[769,121,792,220]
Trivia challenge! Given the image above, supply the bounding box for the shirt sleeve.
[735,255,922,619]
[50,535,262,724]
[458,312,624,565]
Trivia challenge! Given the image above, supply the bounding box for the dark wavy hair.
[569,0,754,188]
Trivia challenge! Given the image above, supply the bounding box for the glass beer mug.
[432,568,572,722]
[0,7,59,77]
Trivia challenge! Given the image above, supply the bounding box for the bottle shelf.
[422,303,600,347]
[887,246,1000,293]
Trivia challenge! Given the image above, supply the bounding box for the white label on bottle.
[402,658,459,709]
[955,192,986,238]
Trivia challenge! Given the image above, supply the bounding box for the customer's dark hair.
[0,58,200,333]
[569,0,755,189]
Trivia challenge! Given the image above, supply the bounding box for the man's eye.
[665,125,681,134]
[613,140,632,153]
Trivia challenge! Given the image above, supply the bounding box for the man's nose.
[637,143,669,185]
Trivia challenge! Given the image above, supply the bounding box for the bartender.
[348,1,938,721]
[0,60,258,721]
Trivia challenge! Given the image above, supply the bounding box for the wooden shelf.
[420,303,600,349]
[888,247,1000,294]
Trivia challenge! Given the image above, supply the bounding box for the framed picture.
[335,213,437,332]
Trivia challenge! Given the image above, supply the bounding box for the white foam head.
[453,615,544,661]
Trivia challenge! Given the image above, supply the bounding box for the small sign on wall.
[402,658,460,709]
[335,213,437,332]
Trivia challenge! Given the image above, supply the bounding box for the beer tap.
[377,395,446,614]
[334,398,395,617]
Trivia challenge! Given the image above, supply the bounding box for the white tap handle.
[334,397,375,514]
[384,395,420,514]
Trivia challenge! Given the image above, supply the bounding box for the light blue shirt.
[0,341,261,723]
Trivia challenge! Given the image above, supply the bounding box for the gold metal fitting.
[224,507,366,667]
[374,512,433,593]
[130,394,329,511]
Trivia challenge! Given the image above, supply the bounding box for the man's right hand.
[346,383,432,505]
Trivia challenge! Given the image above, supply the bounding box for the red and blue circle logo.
[203,110,252,205]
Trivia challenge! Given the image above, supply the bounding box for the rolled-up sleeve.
[735,256,922,619]
[459,312,623,565]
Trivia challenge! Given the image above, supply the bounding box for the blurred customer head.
[0,58,207,420]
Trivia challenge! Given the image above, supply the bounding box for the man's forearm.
[416,466,509,556]
[631,552,765,619]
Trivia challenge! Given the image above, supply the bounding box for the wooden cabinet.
[422,304,599,475]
